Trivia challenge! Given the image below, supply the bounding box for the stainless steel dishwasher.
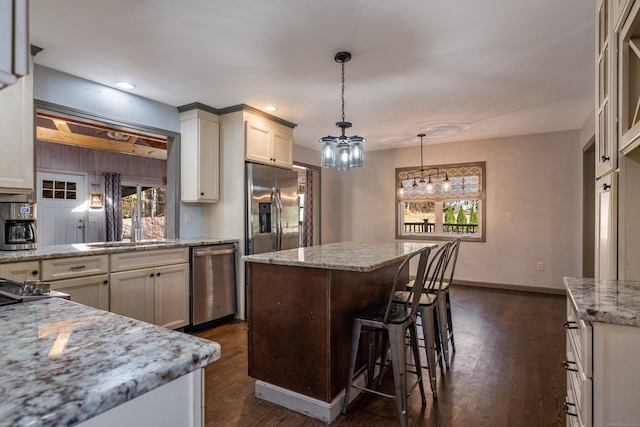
[190,244,237,328]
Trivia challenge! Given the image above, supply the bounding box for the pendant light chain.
[341,61,346,123]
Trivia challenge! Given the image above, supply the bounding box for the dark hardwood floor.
[195,285,566,426]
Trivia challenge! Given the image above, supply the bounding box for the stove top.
[0,278,69,306]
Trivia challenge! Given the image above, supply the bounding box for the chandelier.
[319,51,365,171]
[398,134,451,196]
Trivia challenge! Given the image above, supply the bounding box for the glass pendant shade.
[398,181,405,197]
[349,136,365,168]
[441,174,452,192]
[426,176,435,193]
[337,140,351,171]
[320,136,336,167]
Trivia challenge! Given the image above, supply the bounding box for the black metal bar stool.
[342,246,431,427]
[391,241,451,399]
[428,237,460,368]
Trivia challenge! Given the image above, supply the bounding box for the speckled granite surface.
[0,298,221,427]
[242,241,437,272]
[0,237,238,264]
[564,276,640,327]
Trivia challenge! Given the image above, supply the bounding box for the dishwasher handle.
[192,246,236,257]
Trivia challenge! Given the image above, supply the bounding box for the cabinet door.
[0,58,33,193]
[595,173,617,280]
[197,118,220,202]
[0,261,40,282]
[596,0,617,177]
[619,0,640,154]
[49,273,109,311]
[180,109,220,203]
[272,131,293,168]
[110,268,155,323]
[245,120,273,164]
[153,263,189,329]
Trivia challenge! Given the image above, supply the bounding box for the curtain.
[104,173,122,241]
[301,169,314,247]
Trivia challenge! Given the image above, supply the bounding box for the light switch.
[507,212,514,221]
[185,212,192,224]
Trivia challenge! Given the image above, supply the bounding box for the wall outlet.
[185,212,192,224]
[537,261,544,271]
[507,211,514,221]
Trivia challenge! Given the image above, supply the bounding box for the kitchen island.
[243,241,436,423]
[0,297,220,427]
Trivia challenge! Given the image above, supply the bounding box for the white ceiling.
[29,1,596,152]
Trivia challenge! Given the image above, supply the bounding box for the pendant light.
[319,51,365,170]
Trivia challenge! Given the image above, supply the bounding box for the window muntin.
[396,162,485,242]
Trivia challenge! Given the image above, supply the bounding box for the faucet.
[131,204,138,243]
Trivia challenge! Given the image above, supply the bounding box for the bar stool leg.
[437,291,450,368]
[419,307,437,399]
[446,291,456,353]
[408,322,427,406]
[388,324,409,427]
[342,319,362,414]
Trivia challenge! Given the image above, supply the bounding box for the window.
[122,184,167,241]
[396,161,485,242]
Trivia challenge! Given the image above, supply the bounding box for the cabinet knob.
[150,273,155,278]
[562,360,578,372]
[31,270,38,275]
[201,192,204,196]
[563,321,578,330]
[102,280,108,285]
[156,272,161,277]
[601,155,610,162]
[603,183,611,190]
[563,402,578,417]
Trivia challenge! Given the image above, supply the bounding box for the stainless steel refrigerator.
[246,162,299,255]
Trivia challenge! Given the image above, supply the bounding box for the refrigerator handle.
[276,188,283,251]
[270,188,278,251]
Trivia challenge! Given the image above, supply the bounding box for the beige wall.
[313,130,582,291]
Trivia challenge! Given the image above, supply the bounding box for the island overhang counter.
[0,297,220,427]
[242,241,436,423]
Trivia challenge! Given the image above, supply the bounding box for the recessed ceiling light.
[115,81,136,90]
[265,105,277,112]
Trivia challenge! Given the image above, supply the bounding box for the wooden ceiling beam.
[36,127,167,160]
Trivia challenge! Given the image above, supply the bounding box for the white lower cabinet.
[110,249,189,329]
[0,261,40,282]
[49,274,109,311]
[566,298,640,426]
[42,255,110,311]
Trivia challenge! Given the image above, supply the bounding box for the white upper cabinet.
[0,56,33,194]
[596,0,618,178]
[245,119,293,168]
[180,108,220,203]
[0,0,29,89]
[619,0,640,154]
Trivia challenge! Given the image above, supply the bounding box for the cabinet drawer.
[110,248,189,272]
[0,261,40,282]
[49,273,109,311]
[566,299,592,377]
[42,255,109,281]
[566,357,592,427]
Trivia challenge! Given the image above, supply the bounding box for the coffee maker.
[0,202,37,250]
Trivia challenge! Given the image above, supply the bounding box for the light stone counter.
[0,237,238,264]
[0,298,220,427]
[564,276,640,327]
[242,241,437,272]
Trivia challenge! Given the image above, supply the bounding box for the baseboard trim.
[255,372,368,423]
[454,280,566,295]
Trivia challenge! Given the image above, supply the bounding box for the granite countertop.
[242,241,437,272]
[0,298,221,427]
[0,237,238,264]
[564,276,640,327]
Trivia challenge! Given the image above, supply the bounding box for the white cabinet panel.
[0,261,40,282]
[180,109,220,203]
[595,173,617,280]
[49,273,109,311]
